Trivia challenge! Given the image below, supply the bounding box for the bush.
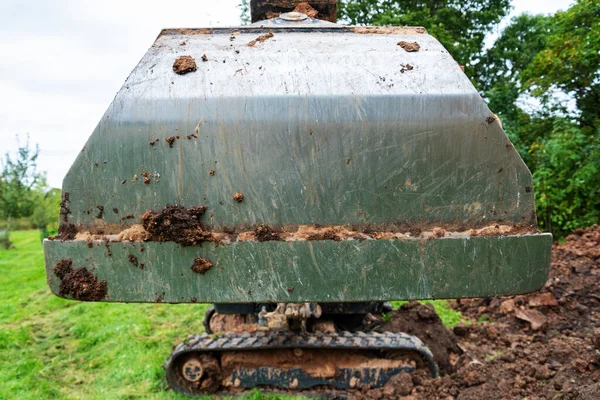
[532,120,600,237]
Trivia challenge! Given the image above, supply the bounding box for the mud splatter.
[191,257,213,275]
[254,225,281,242]
[95,205,104,219]
[173,55,197,75]
[128,254,142,269]
[53,259,108,301]
[57,224,77,241]
[233,192,244,203]
[397,41,421,52]
[60,192,71,222]
[248,32,273,47]
[141,205,209,246]
[166,136,176,148]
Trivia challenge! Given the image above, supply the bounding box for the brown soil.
[293,2,318,18]
[57,223,77,240]
[352,26,427,35]
[95,205,104,219]
[53,259,107,301]
[233,192,244,203]
[59,192,71,222]
[364,225,600,399]
[254,225,281,242]
[69,222,539,246]
[173,55,197,75]
[128,254,141,269]
[383,302,463,374]
[165,136,176,147]
[191,257,213,275]
[117,224,150,242]
[248,32,274,47]
[141,205,209,246]
[398,41,421,52]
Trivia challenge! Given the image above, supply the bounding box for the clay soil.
[358,225,600,399]
[53,259,107,301]
[141,205,208,246]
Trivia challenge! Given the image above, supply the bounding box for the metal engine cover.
[44,19,551,304]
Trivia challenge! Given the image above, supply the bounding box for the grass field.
[0,231,465,399]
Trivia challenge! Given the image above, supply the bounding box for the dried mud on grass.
[359,225,600,399]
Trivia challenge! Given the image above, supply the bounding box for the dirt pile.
[141,205,209,246]
[367,225,600,399]
[382,302,463,374]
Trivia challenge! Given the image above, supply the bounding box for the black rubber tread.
[165,330,438,396]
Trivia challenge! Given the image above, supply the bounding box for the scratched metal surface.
[45,234,551,303]
[61,25,536,230]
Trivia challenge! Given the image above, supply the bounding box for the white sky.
[0,0,573,188]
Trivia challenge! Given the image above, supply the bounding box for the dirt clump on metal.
[173,55,197,75]
[117,224,150,242]
[128,254,141,269]
[398,41,421,52]
[95,205,104,219]
[53,259,108,301]
[59,192,71,222]
[248,32,274,47]
[165,136,177,147]
[191,257,213,275]
[233,192,244,202]
[56,223,78,240]
[352,26,427,35]
[141,205,209,246]
[254,225,281,242]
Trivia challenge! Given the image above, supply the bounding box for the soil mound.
[382,302,463,374]
[412,225,600,399]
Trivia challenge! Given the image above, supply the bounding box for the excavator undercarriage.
[165,302,436,396]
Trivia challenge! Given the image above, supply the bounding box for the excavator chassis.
[42,1,553,398]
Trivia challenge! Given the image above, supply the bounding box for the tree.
[524,0,600,130]
[30,182,61,232]
[475,14,554,122]
[337,0,512,77]
[0,136,43,230]
[480,1,600,236]
[531,120,600,235]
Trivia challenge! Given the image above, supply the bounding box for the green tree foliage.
[524,0,600,129]
[482,0,600,237]
[337,0,511,76]
[475,14,554,122]
[0,136,43,230]
[531,121,600,233]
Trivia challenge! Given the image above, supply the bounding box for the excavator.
[44,0,552,397]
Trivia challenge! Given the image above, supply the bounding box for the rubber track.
[165,330,438,395]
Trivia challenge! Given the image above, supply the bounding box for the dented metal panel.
[45,234,551,303]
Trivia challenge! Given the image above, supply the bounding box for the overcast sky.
[0,0,573,188]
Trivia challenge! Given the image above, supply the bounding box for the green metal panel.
[45,234,551,303]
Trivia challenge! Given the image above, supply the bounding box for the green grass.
[0,231,304,400]
[0,231,466,399]
[390,300,467,328]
